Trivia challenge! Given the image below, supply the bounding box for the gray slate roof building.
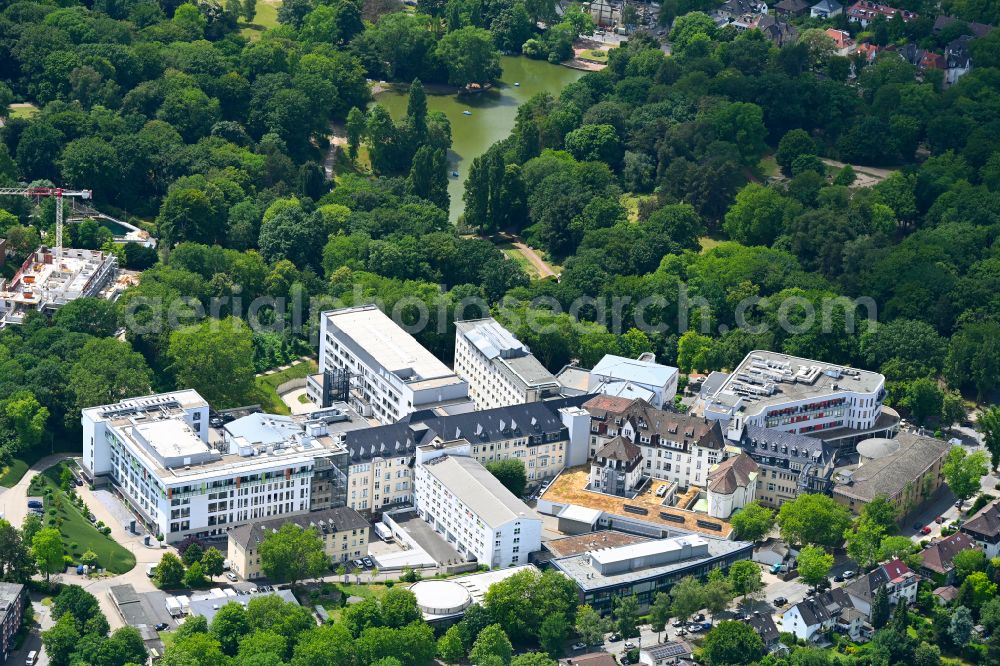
[342,395,592,463]
[228,506,369,552]
[740,424,836,495]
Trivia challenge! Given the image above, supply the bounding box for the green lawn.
[497,242,541,279]
[757,154,780,179]
[8,103,38,120]
[699,236,723,253]
[253,360,317,415]
[32,464,136,574]
[578,48,609,62]
[314,582,390,620]
[239,0,280,40]
[0,438,77,488]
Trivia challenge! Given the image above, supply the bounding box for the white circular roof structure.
[409,580,472,616]
[856,437,900,461]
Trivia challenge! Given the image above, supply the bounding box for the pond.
[374,56,586,223]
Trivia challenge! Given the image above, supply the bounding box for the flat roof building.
[311,305,472,424]
[705,351,891,453]
[551,534,752,613]
[0,247,117,327]
[454,318,561,410]
[81,391,364,543]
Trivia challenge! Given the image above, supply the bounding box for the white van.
[25,650,37,665]
[146,563,157,577]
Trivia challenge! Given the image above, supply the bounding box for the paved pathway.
[512,240,556,278]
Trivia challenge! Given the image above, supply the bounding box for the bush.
[62,556,74,568]
[100,526,112,536]
[385,580,394,588]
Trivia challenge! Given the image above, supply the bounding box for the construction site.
[0,246,119,326]
[0,186,147,327]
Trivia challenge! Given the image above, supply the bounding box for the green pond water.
[374,56,586,223]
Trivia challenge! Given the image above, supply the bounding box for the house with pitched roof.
[919,532,979,584]
[844,559,918,616]
[707,454,759,518]
[962,498,1000,558]
[590,437,644,496]
[782,587,853,641]
[811,0,843,18]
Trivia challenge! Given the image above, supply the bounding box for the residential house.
[825,28,855,54]
[846,1,918,27]
[744,611,782,651]
[782,588,853,641]
[932,585,959,605]
[706,453,759,519]
[919,532,979,584]
[639,641,693,666]
[945,35,974,85]
[774,0,810,16]
[713,0,768,30]
[810,0,843,18]
[855,42,880,62]
[933,15,994,39]
[844,559,919,617]
[752,14,800,46]
[564,654,618,666]
[962,498,1000,558]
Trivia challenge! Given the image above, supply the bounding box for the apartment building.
[414,454,542,568]
[703,351,891,454]
[82,391,325,543]
[227,507,369,580]
[454,318,561,410]
[585,396,726,488]
[309,305,472,424]
[340,397,592,514]
[729,425,837,508]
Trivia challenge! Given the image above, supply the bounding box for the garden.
[28,463,135,575]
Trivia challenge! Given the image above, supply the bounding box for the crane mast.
[0,187,93,260]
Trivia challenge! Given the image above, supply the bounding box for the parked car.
[26,650,37,666]
[693,613,705,622]
[362,557,374,568]
[675,628,688,636]
[609,632,622,641]
[624,641,636,650]
[571,643,586,651]
[842,570,855,579]
[834,573,844,582]
[921,526,932,535]
[155,623,169,631]
[226,572,238,582]
[936,516,946,524]
[671,619,684,627]
[26,500,42,509]
[352,559,364,569]
[773,596,787,607]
